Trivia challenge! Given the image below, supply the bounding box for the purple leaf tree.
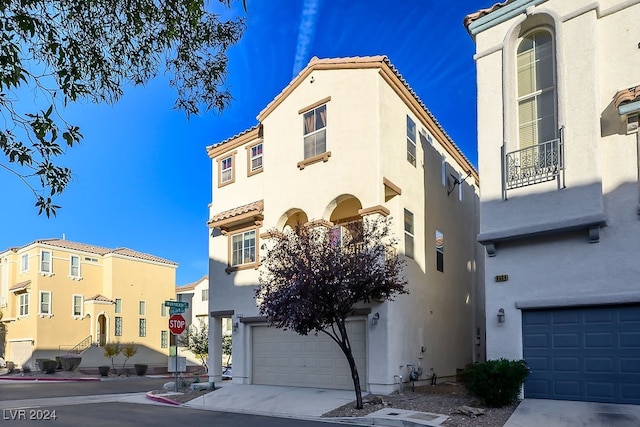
[256,215,408,409]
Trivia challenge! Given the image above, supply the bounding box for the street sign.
[168,314,186,335]
[164,301,189,309]
[169,307,185,315]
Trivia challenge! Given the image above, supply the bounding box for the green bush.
[40,359,58,374]
[462,358,529,407]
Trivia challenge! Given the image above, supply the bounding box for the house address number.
[495,274,509,282]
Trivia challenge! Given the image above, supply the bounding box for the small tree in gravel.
[121,342,138,375]
[179,318,209,372]
[222,334,232,367]
[256,216,408,409]
[103,342,121,375]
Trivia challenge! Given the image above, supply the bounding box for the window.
[39,291,51,315]
[161,331,168,348]
[458,172,464,202]
[250,143,263,172]
[161,303,167,317]
[303,104,327,159]
[139,300,145,315]
[18,293,29,316]
[436,230,444,272]
[407,116,416,166]
[441,156,447,186]
[231,230,256,266]
[202,289,209,301]
[20,254,28,273]
[40,250,52,274]
[517,29,557,149]
[221,156,233,182]
[139,318,146,337]
[73,295,83,317]
[115,317,123,336]
[404,209,414,259]
[70,255,80,278]
[115,298,122,314]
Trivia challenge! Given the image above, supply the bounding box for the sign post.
[168,313,187,392]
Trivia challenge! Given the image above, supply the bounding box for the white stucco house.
[465,0,640,404]
[206,56,484,394]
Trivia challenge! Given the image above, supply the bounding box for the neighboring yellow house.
[0,238,177,370]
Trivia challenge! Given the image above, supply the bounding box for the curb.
[145,391,181,406]
[0,376,100,382]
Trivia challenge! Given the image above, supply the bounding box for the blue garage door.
[523,304,640,404]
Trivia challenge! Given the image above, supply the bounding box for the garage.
[523,304,640,404]
[252,320,366,390]
[8,339,33,368]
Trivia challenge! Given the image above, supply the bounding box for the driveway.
[505,399,640,427]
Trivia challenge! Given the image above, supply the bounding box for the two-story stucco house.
[206,56,483,394]
[465,0,640,404]
[0,238,177,369]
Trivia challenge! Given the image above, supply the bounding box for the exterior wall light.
[371,312,380,325]
[497,308,505,323]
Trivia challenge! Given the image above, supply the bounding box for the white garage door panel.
[9,340,33,368]
[252,321,366,390]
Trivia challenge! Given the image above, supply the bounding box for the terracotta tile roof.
[85,294,114,303]
[10,239,178,266]
[208,200,264,226]
[177,275,207,292]
[207,124,260,152]
[463,1,515,30]
[9,280,31,291]
[614,85,640,109]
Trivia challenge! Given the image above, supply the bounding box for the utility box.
[167,356,186,373]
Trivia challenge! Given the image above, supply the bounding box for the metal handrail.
[64,335,93,354]
[503,131,565,196]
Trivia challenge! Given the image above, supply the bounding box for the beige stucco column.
[208,315,223,384]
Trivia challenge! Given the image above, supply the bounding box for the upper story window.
[406,116,417,166]
[202,288,209,301]
[404,209,414,259]
[73,295,83,317]
[39,291,51,315]
[303,104,327,159]
[20,254,29,273]
[249,142,263,174]
[70,255,80,278]
[221,157,233,182]
[40,250,52,274]
[139,300,146,315]
[435,230,444,272]
[115,298,122,313]
[517,29,557,149]
[231,229,256,267]
[18,293,29,317]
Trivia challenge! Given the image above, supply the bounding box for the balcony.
[503,133,565,198]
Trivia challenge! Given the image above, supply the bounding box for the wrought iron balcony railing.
[502,132,565,197]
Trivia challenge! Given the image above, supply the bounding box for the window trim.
[226,225,260,273]
[40,250,52,275]
[217,151,237,188]
[299,98,330,166]
[246,141,264,176]
[404,209,415,259]
[20,253,29,273]
[69,254,81,279]
[407,115,417,166]
[72,294,83,317]
[39,290,52,316]
[115,316,123,336]
[18,293,29,317]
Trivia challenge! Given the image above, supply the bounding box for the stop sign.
[168,314,186,335]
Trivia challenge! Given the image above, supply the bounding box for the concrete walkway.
[505,399,640,427]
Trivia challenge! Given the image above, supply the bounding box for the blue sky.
[1,0,489,286]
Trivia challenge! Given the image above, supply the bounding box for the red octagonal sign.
[169,314,186,335]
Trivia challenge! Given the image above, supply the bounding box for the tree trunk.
[343,345,363,409]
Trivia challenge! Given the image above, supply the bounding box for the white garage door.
[252,321,366,390]
[9,340,33,368]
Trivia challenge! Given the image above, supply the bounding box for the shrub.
[40,359,58,374]
[462,358,529,407]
